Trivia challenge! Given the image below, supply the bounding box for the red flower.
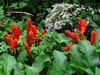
[25,18,37,45]
[26,33,29,43]
[41,29,45,36]
[9,39,18,50]
[4,33,13,49]
[65,30,73,38]
[28,31,35,45]
[26,18,33,33]
[64,42,73,52]
[31,25,37,35]
[77,18,86,35]
[65,30,80,43]
[24,43,31,55]
[90,30,96,44]
[4,33,10,40]
[12,25,20,39]
[72,33,80,43]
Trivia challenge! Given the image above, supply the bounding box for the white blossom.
[45,3,100,32]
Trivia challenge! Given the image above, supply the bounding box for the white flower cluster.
[45,3,99,32]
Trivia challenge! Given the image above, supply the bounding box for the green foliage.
[0,0,100,75]
[70,40,99,75]
[0,53,17,75]
[47,50,71,75]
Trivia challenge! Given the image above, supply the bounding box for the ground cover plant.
[0,0,100,75]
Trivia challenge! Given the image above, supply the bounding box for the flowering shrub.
[64,18,97,52]
[0,1,100,75]
[45,3,100,32]
[4,25,20,50]
[1,17,100,75]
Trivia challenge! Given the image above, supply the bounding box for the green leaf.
[10,2,19,9]
[95,29,100,48]
[70,40,99,74]
[25,65,39,75]
[0,42,8,53]
[47,50,71,75]
[25,54,50,75]
[95,67,100,75]
[70,44,83,66]
[0,65,4,75]
[13,63,25,75]
[19,2,27,8]
[17,50,27,63]
[79,40,99,68]
[45,32,68,44]
[32,54,51,72]
[0,53,17,75]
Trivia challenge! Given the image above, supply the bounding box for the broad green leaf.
[77,66,94,75]
[96,48,100,53]
[0,53,17,75]
[25,65,39,75]
[17,50,27,63]
[32,54,51,72]
[95,67,100,75]
[13,63,25,75]
[79,41,99,68]
[0,42,8,53]
[70,40,99,74]
[0,65,4,75]
[70,44,83,66]
[70,44,85,75]
[25,54,50,75]
[47,50,71,75]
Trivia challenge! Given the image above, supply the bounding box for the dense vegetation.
[0,0,100,75]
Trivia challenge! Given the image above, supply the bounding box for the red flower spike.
[25,33,29,43]
[4,33,13,47]
[64,42,73,52]
[41,29,45,36]
[24,43,31,55]
[10,39,18,50]
[4,33,10,40]
[90,30,96,44]
[77,18,86,35]
[28,31,35,45]
[12,25,20,39]
[65,30,80,43]
[65,30,73,38]
[31,25,37,35]
[72,33,80,43]
[26,18,33,33]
